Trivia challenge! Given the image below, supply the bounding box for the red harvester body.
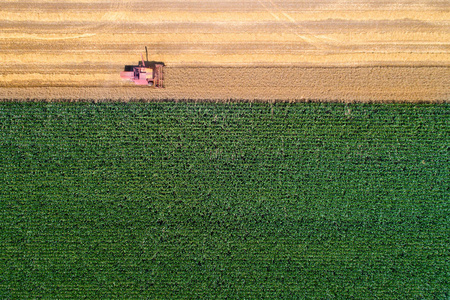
[120,47,165,87]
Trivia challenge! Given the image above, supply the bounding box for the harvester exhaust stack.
[120,46,165,88]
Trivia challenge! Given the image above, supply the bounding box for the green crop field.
[0,102,448,299]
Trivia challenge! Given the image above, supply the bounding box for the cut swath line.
[0,33,97,40]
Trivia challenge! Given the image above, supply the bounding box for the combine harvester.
[120,46,165,87]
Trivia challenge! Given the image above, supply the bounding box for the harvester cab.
[120,46,165,87]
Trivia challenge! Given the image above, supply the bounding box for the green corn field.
[0,102,448,298]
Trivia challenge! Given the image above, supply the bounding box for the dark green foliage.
[0,102,448,298]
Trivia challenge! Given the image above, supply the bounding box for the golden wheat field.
[1,0,449,101]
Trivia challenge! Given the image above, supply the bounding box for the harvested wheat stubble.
[1,0,449,102]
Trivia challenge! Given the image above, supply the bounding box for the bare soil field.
[1,0,449,101]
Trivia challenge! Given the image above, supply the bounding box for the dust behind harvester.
[120,46,165,87]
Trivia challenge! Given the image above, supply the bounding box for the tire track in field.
[256,0,338,49]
